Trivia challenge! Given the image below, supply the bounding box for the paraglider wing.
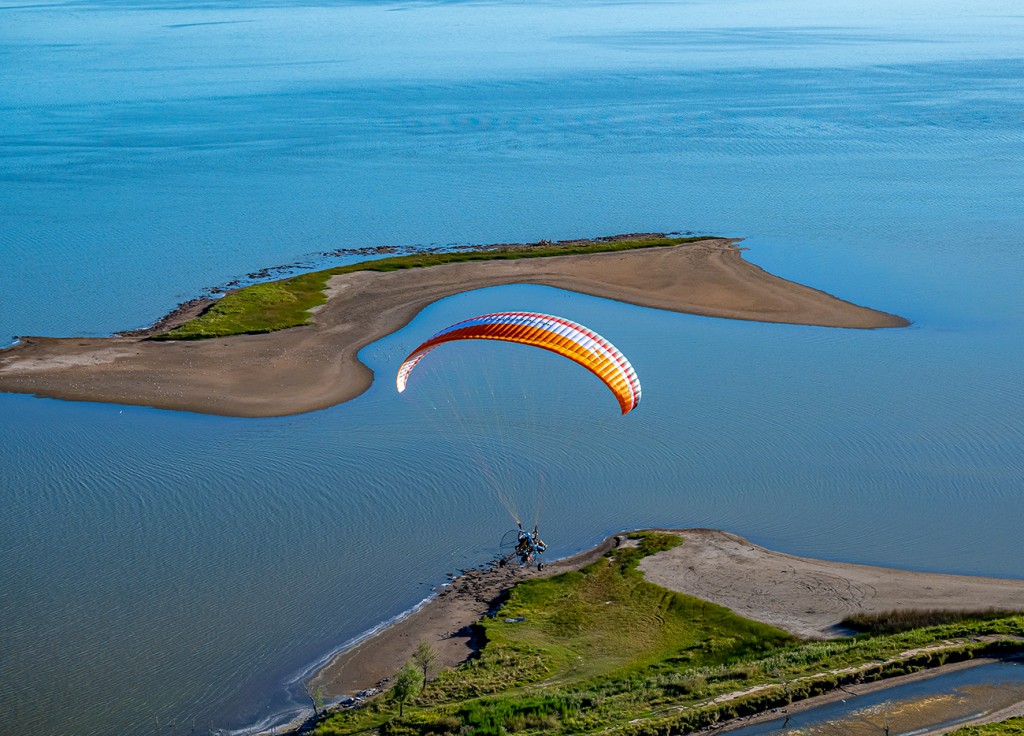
[395,312,641,414]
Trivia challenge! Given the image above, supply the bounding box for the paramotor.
[396,312,641,414]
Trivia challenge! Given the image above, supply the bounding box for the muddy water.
[724,660,1024,735]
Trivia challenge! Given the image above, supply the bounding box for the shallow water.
[725,660,1024,735]
[2,0,1023,734]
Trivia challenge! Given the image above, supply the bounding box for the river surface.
[2,0,1023,734]
[724,659,1024,735]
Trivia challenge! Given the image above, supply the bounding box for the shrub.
[842,608,1019,635]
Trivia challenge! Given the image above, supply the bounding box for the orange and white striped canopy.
[396,312,641,414]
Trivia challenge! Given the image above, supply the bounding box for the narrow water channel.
[724,660,1024,735]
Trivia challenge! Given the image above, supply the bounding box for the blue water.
[724,660,1024,735]
[2,0,1023,734]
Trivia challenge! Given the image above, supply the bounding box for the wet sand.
[0,238,907,417]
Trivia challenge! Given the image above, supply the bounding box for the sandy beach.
[308,529,1024,702]
[0,238,907,417]
[639,529,1024,638]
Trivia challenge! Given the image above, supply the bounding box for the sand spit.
[0,239,906,417]
[639,529,1024,639]
[308,529,1024,704]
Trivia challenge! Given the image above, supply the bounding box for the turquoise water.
[2,0,1023,733]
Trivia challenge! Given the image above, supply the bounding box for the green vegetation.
[951,716,1024,734]
[154,236,713,340]
[413,642,438,691]
[153,270,334,340]
[842,607,1019,635]
[391,663,424,718]
[310,533,1024,736]
[153,275,334,340]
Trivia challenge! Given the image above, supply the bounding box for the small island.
[0,234,907,416]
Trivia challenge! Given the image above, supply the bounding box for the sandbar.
[638,529,1024,638]
[0,238,907,416]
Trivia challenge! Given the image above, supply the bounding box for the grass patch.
[842,608,1020,635]
[478,533,789,683]
[950,716,1024,734]
[153,273,333,340]
[311,535,1024,736]
[154,236,714,340]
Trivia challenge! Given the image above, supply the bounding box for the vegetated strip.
[949,715,1024,734]
[154,236,713,340]
[842,608,1022,636]
[305,533,1024,736]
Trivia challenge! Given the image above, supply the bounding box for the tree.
[303,681,325,718]
[412,641,437,691]
[390,662,423,718]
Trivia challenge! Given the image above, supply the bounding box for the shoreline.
[249,537,622,736]
[307,534,621,701]
[267,529,1024,735]
[118,233,686,338]
[115,295,218,338]
[0,237,908,417]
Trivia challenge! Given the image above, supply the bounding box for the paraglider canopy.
[396,312,641,414]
